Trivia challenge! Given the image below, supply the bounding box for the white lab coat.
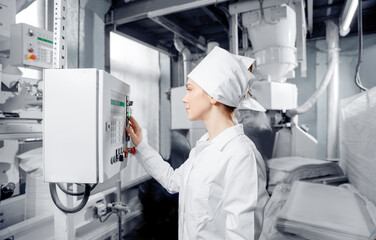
[135,124,269,239]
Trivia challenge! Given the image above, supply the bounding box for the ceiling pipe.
[339,0,358,37]
[174,36,192,85]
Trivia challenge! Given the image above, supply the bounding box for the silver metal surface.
[52,0,67,69]
[151,16,206,51]
[326,20,339,160]
[0,119,42,136]
[174,37,192,84]
[295,0,307,77]
[229,0,290,15]
[307,0,313,34]
[111,0,229,25]
[229,13,238,54]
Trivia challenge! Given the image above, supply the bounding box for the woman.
[126,46,269,239]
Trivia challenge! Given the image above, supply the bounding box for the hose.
[57,183,97,196]
[286,57,335,117]
[49,183,91,213]
[354,0,367,91]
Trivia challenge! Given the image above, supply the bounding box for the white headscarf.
[187,46,265,112]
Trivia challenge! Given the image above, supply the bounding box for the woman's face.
[182,78,212,121]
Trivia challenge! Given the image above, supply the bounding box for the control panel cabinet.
[10,23,53,69]
[44,69,130,183]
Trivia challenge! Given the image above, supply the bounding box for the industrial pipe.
[286,21,339,160]
[326,20,340,160]
[285,57,335,117]
[174,37,192,85]
[37,0,46,29]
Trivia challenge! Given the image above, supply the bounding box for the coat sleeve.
[135,139,187,194]
[223,151,259,240]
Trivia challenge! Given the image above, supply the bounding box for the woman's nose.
[182,94,188,103]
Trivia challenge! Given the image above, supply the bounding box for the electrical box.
[43,69,130,184]
[10,23,53,69]
[0,0,16,42]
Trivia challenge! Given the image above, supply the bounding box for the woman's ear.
[209,97,217,105]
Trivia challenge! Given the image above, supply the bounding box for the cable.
[258,0,279,25]
[49,183,91,213]
[99,211,121,223]
[354,0,367,91]
[57,183,97,196]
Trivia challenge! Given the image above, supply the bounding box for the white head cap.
[187,46,265,112]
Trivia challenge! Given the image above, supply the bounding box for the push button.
[26,53,36,61]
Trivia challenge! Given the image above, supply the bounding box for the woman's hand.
[125,116,143,147]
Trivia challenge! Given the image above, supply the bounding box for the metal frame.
[201,6,229,34]
[229,0,290,15]
[110,0,229,25]
[150,16,206,51]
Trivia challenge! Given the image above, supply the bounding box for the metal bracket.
[53,0,68,69]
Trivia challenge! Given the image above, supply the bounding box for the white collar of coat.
[196,124,244,151]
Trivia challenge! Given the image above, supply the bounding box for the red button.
[130,147,136,154]
[28,48,34,53]
[30,54,36,60]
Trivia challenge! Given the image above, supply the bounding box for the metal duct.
[326,20,339,160]
[174,37,191,85]
[36,0,45,29]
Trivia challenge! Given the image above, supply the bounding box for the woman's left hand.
[125,116,143,147]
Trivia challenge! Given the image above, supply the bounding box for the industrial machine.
[236,1,318,159]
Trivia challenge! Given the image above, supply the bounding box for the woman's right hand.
[125,116,143,147]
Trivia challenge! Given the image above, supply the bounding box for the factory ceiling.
[106,0,376,56]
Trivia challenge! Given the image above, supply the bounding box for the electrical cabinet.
[43,69,130,183]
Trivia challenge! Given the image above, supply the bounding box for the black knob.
[28,29,34,37]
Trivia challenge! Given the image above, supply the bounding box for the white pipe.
[286,21,340,159]
[174,37,192,85]
[339,0,358,37]
[286,56,335,117]
[229,13,239,54]
[326,20,339,160]
[37,0,46,29]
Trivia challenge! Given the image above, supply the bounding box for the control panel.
[44,69,131,184]
[110,92,129,164]
[10,23,53,69]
